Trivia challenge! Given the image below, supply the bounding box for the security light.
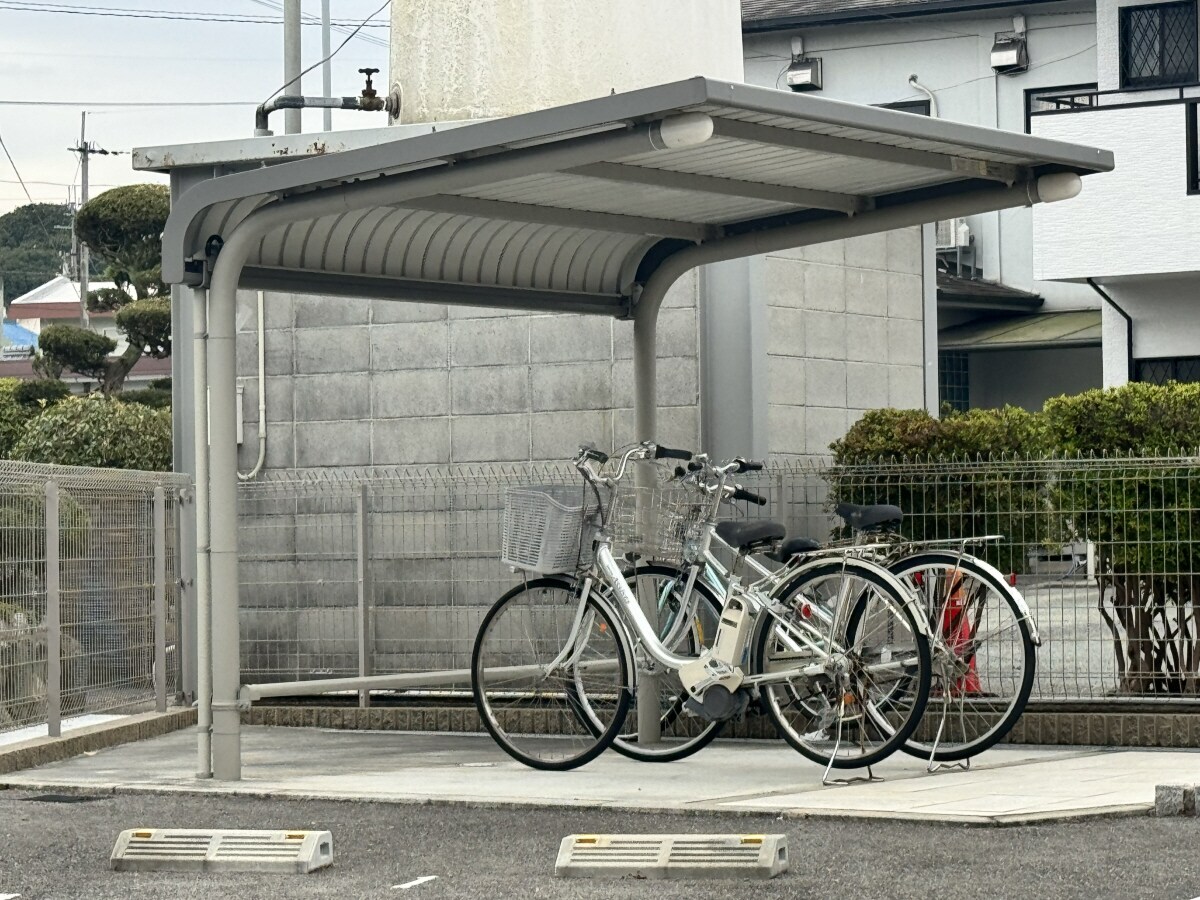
[786,56,823,92]
[991,32,1029,75]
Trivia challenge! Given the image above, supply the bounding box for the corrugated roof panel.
[938,310,1102,351]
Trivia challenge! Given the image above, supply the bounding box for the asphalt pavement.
[0,788,1197,900]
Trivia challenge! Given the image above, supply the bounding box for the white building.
[1032,0,1200,385]
[742,0,1109,410]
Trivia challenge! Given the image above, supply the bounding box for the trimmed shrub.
[12,379,71,410]
[0,378,34,458]
[11,395,170,471]
[118,388,171,409]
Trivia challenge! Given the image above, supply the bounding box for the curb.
[1154,783,1198,817]
[0,708,197,776]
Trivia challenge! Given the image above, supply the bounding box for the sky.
[0,0,393,216]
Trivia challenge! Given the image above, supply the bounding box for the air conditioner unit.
[935,218,971,250]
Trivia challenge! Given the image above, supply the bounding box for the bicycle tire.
[754,557,932,769]
[889,552,1036,762]
[573,564,726,762]
[472,576,632,771]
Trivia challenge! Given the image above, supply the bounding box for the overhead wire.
[261,0,391,105]
[0,0,388,26]
[244,0,389,49]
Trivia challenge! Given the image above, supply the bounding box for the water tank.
[390,0,743,123]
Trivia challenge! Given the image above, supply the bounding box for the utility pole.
[69,114,124,330]
[321,0,332,132]
[283,0,302,134]
[71,112,90,328]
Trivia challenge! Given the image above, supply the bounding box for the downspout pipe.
[237,289,267,481]
[1087,277,1135,384]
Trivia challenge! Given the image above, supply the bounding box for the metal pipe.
[908,74,939,118]
[192,289,212,779]
[153,486,167,713]
[1087,278,1135,384]
[321,0,332,132]
[44,480,60,739]
[237,290,267,481]
[283,0,302,134]
[255,96,363,137]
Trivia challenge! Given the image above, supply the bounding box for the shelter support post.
[193,289,212,778]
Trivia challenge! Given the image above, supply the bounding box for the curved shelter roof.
[162,77,1112,319]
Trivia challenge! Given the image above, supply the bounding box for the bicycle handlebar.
[654,444,692,461]
[732,486,768,506]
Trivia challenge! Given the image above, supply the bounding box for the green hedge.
[11,395,171,471]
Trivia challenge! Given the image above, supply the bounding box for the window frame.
[879,99,931,116]
[1023,83,1099,133]
[1119,0,1199,90]
[1188,101,1200,194]
[1135,354,1200,383]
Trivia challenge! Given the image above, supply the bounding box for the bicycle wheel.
[574,564,725,762]
[754,558,932,769]
[472,576,631,771]
[889,552,1036,762]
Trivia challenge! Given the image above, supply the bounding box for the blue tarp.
[3,320,37,348]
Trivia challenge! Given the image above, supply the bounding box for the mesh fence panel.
[0,461,189,735]
[238,455,1200,706]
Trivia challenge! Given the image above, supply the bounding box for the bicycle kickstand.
[821,698,884,787]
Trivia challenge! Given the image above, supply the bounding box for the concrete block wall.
[764,227,927,460]
[234,270,701,473]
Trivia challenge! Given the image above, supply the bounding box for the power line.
[245,0,389,48]
[0,0,389,26]
[262,0,391,105]
[0,125,60,247]
[0,99,259,107]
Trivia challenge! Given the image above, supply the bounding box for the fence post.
[44,479,60,738]
[153,486,168,713]
[356,484,372,709]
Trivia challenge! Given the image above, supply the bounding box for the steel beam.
[239,266,628,317]
[570,161,867,214]
[405,193,714,241]
[711,118,1022,183]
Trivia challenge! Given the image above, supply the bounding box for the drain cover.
[555,834,788,880]
[110,829,333,874]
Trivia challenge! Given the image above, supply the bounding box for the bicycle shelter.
[158,76,1113,780]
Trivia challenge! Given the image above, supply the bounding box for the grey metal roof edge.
[741,0,1066,31]
[945,335,1102,351]
[161,78,715,282]
[702,80,1115,173]
[162,75,1115,284]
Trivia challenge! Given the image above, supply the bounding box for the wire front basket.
[608,483,712,563]
[501,483,608,574]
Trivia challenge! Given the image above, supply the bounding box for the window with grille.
[1135,355,1200,383]
[1119,1,1198,89]
[879,99,931,116]
[938,351,970,413]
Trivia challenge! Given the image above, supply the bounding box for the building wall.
[764,229,928,460]
[969,345,1102,409]
[1033,104,1200,281]
[234,273,702,472]
[742,4,1099,308]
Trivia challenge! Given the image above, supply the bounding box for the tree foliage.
[12,379,70,409]
[0,377,35,457]
[35,185,172,394]
[11,395,170,470]
[74,184,169,303]
[0,203,72,300]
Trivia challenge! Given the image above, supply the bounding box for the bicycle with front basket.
[471,442,933,772]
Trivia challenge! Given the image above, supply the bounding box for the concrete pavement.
[1,726,1196,825]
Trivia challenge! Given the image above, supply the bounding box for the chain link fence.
[238,454,1200,705]
[0,461,190,738]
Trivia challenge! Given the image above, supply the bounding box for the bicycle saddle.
[767,536,822,562]
[715,519,786,551]
[835,502,903,532]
